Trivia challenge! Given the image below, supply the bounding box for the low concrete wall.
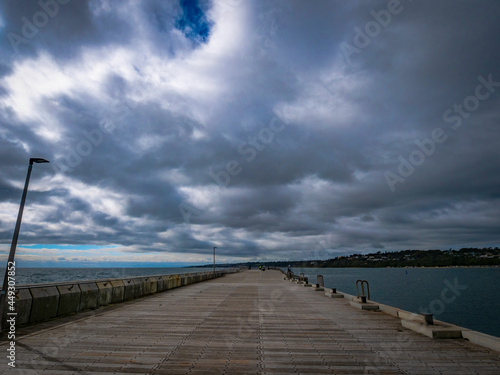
[96,281,112,307]
[79,282,99,311]
[154,276,164,292]
[110,280,125,304]
[143,277,155,295]
[161,275,171,291]
[1,270,229,330]
[123,279,137,301]
[12,289,32,326]
[462,330,500,352]
[57,283,81,317]
[29,286,59,324]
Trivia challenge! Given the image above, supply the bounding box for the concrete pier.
[1,269,499,374]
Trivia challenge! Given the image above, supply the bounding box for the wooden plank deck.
[0,269,499,374]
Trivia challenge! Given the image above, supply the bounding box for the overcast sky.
[0,0,499,267]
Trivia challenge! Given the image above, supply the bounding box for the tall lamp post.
[213,247,217,275]
[0,158,49,331]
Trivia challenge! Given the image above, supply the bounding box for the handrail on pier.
[316,275,324,287]
[355,279,370,303]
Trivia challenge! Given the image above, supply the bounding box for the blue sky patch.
[176,0,212,43]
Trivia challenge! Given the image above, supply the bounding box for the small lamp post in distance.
[213,247,217,275]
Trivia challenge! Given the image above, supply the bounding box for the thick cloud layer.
[0,0,499,266]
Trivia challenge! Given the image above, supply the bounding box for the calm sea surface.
[290,267,500,338]
[1,267,220,285]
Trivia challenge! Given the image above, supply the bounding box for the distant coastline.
[197,248,500,269]
[293,248,500,268]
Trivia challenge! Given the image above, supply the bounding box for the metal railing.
[316,275,324,287]
[356,279,370,303]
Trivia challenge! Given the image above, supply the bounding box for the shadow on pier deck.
[1,269,499,374]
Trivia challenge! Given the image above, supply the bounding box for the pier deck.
[1,269,499,374]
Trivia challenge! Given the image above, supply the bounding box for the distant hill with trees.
[308,248,500,268]
[200,247,500,268]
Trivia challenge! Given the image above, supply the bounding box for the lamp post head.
[29,158,50,165]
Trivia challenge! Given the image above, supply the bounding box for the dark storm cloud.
[1,0,499,265]
[0,0,188,62]
[1,0,105,59]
